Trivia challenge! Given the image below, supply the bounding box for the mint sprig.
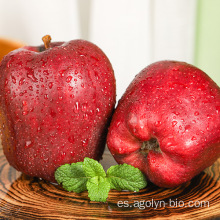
[55,157,147,202]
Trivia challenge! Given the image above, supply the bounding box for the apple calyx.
[141,138,161,156]
[42,35,52,50]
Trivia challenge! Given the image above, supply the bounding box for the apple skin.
[0,39,116,182]
[107,60,220,188]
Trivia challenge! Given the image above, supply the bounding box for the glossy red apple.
[107,60,220,188]
[0,35,116,182]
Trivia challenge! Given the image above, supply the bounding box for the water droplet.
[11,76,16,84]
[7,61,12,68]
[44,94,48,99]
[82,139,88,147]
[81,83,85,88]
[154,121,162,127]
[73,102,79,113]
[169,84,174,90]
[207,114,212,119]
[185,125,191,131]
[94,71,99,80]
[19,78,25,85]
[194,111,199,116]
[66,76,73,83]
[96,108,101,115]
[29,86,33,91]
[172,67,179,71]
[216,106,220,113]
[58,96,63,101]
[26,68,37,82]
[68,135,75,144]
[22,111,28,115]
[43,158,49,163]
[172,121,177,127]
[25,140,32,148]
[83,113,89,120]
[22,101,27,106]
[151,158,156,163]
[68,86,73,91]
[116,121,121,127]
[132,128,137,133]
[49,108,56,118]
[43,70,49,75]
[191,136,197,141]
[58,151,66,161]
[172,111,180,115]
[81,103,87,112]
[48,82,53,89]
[88,109,94,116]
[59,70,65,77]
[70,94,74,98]
[11,91,16,98]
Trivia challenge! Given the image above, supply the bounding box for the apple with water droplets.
[107,60,220,188]
[0,35,116,182]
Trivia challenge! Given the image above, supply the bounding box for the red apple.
[0,35,116,182]
[107,60,220,188]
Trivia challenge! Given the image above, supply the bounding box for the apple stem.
[42,35,52,49]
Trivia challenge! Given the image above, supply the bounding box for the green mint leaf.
[107,164,147,192]
[83,157,106,178]
[87,176,110,202]
[55,162,88,193]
